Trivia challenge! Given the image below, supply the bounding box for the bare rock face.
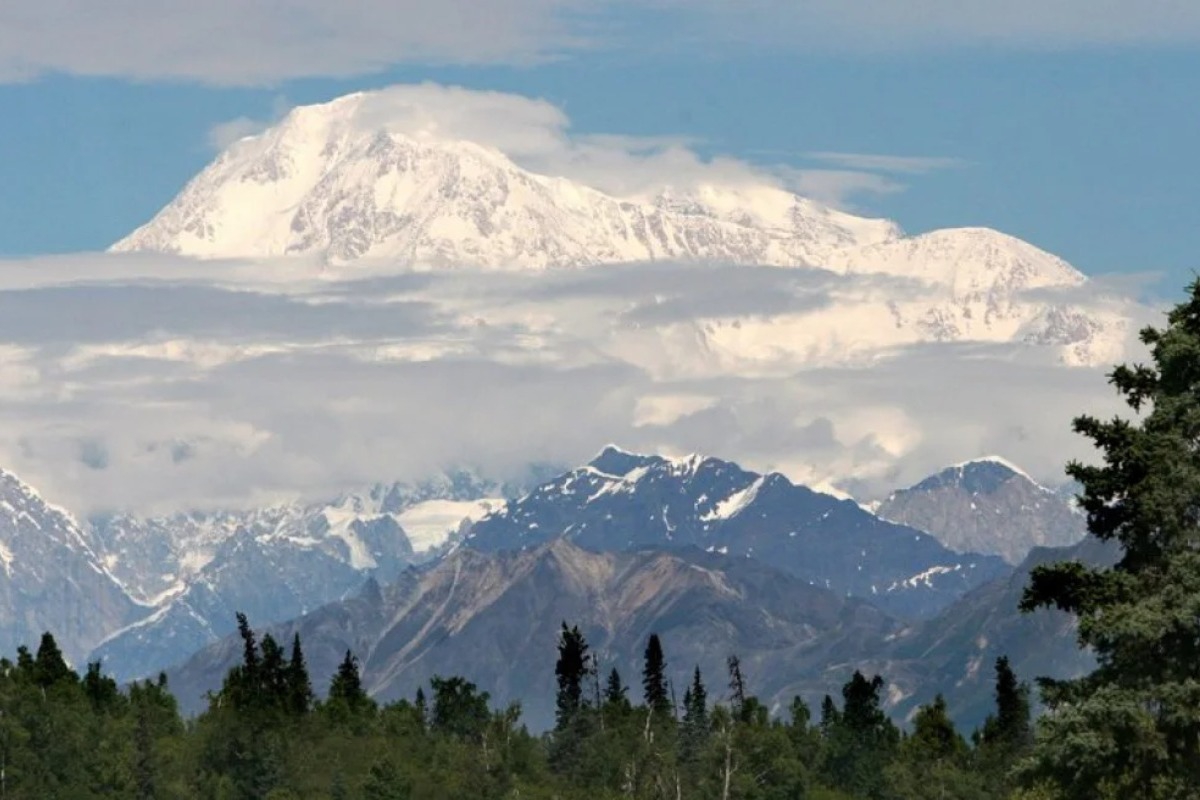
[166,540,903,728]
[876,458,1085,564]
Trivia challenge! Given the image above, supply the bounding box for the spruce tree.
[1019,279,1200,798]
[33,632,74,688]
[820,671,899,799]
[328,650,367,710]
[680,666,709,761]
[727,654,747,721]
[259,633,287,708]
[980,655,1031,752]
[604,667,628,708]
[641,633,669,714]
[285,633,313,715]
[553,623,589,730]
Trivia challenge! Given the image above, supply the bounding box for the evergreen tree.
[603,667,628,708]
[1019,279,1200,798]
[285,633,313,715]
[979,655,1032,768]
[680,666,709,762]
[328,650,367,710]
[83,661,121,711]
[641,634,670,714]
[820,671,899,799]
[260,633,287,708]
[33,632,74,688]
[727,654,747,721]
[554,622,590,730]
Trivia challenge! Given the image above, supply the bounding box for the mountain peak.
[878,458,1084,564]
[109,89,905,269]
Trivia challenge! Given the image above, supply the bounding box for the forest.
[0,613,1033,800]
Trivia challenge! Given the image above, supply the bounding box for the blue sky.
[0,2,1197,293]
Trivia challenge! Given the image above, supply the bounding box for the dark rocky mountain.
[0,469,142,664]
[877,457,1085,564]
[166,534,1115,733]
[869,534,1119,730]
[464,447,1009,619]
[166,539,902,727]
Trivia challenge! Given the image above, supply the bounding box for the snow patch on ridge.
[398,498,505,552]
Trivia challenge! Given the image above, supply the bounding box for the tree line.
[0,612,1033,799]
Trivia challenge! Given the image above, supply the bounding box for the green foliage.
[0,617,1085,799]
[1019,278,1200,798]
[819,671,900,799]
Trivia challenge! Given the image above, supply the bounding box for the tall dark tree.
[33,632,73,688]
[604,667,628,709]
[259,633,287,707]
[641,634,670,714]
[980,656,1031,751]
[727,654,747,721]
[286,632,314,715]
[236,612,259,677]
[1019,279,1200,798]
[680,666,709,762]
[328,650,368,711]
[554,623,590,730]
[820,671,899,800]
[83,661,121,711]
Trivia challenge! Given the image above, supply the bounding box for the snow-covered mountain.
[110,89,1129,366]
[464,446,1010,619]
[90,474,506,606]
[88,474,507,679]
[875,457,1086,565]
[0,470,142,664]
[111,93,898,269]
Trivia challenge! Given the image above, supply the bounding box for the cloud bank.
[0,250,1152,516]
[2,1,1197,85]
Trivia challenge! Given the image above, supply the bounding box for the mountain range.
[465,446,1009,619]
[165,534,1110,732]
[0,442,1097,730]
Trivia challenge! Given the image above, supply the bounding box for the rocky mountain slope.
[876,457,1086,564]
[165,534,1115,732]
[0,470,142,664]
[87,474,507,680]
[464,446,1009,619]
[165,539,902,726]
[876,534,1118,728]
[109,89,1128,367]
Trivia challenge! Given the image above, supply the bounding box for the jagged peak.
[901,455,1052,497]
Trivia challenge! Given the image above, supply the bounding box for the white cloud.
[806,153,966,175]
[2,2,1198,86]
[0,250,1151,516]
[660,0,1200,52]
[0,0,585,85]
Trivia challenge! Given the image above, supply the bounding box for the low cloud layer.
[2,2,1197,85]
[0,251,1153,516]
